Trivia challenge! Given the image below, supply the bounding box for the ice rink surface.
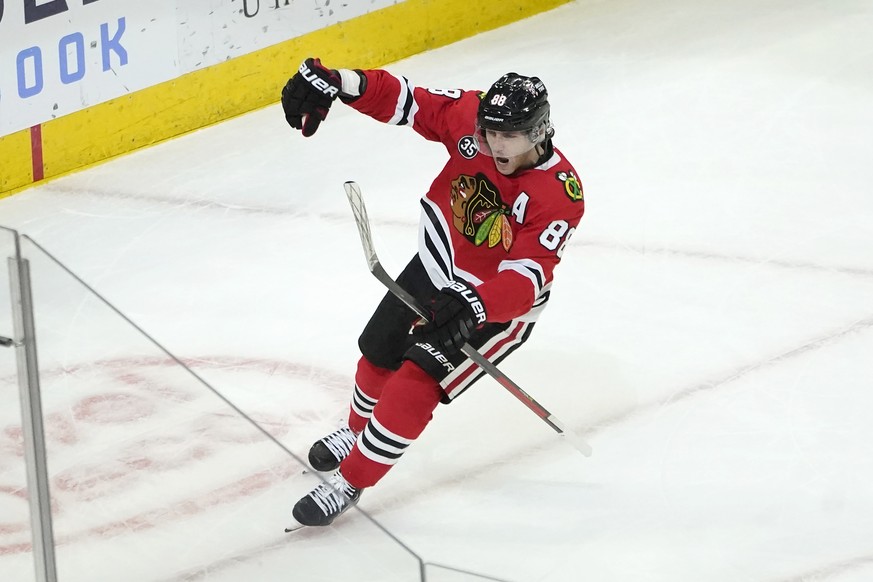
[2,0,873,580]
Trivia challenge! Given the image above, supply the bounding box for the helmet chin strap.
[530,139,553,168]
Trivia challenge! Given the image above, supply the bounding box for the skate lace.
[322,426,357,460]
[310,473,357,516]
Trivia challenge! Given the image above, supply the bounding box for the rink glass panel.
[1,235,422,582]
[0,227,37,582]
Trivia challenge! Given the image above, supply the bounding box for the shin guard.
[341,361,442,488]
[348,357,395,433]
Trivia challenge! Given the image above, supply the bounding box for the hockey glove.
[417,280,487,355]
[281,58,342,137]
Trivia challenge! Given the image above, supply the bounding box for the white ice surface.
[2,0,873,580]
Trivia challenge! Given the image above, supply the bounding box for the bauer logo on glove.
[281,57,342,137]
[416,280,487,355]
[298,60,340,98]
[445,280,487,324]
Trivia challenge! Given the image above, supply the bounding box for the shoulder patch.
[555,170,584,202]
[457,135,479,159]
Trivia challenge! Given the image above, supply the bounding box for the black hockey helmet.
[477,73,553,145]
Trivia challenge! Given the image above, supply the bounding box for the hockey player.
[281,58,585,528]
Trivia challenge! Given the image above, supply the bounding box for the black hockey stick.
[344,181,592,457]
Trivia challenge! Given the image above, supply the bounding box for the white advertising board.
[0,0,178,135]
[176,0,403,71]
[0,0,402,136]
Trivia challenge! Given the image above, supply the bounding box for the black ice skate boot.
[291,470,362,527]
[308,425,357,472]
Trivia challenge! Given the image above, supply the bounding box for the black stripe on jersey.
[420,198,453,280]
[500,258,546,298]
[424,230,452,282]
[397,77,414,126]
[517,320,535,343]
[524,264,544,291]
[420,199,451,252]
[532,290,551,308]
[489,322,534,367]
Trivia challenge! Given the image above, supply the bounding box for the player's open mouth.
[496,157,509,164]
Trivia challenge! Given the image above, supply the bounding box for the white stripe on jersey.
[418,198,453,288]
[498,258,546,302]
[453,263,482,287]
[534,151,562,171]
[419,197,484,290]
[532,282,552,307]
[407,92,420,127]
[386,76,419,127]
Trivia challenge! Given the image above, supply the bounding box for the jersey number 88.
[539,220,575,257]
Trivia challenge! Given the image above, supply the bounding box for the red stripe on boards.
[30,124,44,182]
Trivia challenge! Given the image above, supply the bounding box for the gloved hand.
[281,57,342,137]
[416,280,487,355]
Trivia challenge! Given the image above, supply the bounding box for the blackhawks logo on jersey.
[450,173,513,251]
[556,170,583,202]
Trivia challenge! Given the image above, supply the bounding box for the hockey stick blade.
[343,181,592,457]
[344,181,381,275]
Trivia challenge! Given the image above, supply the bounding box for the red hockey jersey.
[349,70,585,324]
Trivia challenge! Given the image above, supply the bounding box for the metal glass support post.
[8,255,58,582]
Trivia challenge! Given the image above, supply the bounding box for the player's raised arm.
[280,57,367,137]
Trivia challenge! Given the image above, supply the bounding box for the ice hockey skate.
[286,470,361,531]
[308,425,357,472]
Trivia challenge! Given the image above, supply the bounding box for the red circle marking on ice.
[72,392,155,424]
[0,355,352,557]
